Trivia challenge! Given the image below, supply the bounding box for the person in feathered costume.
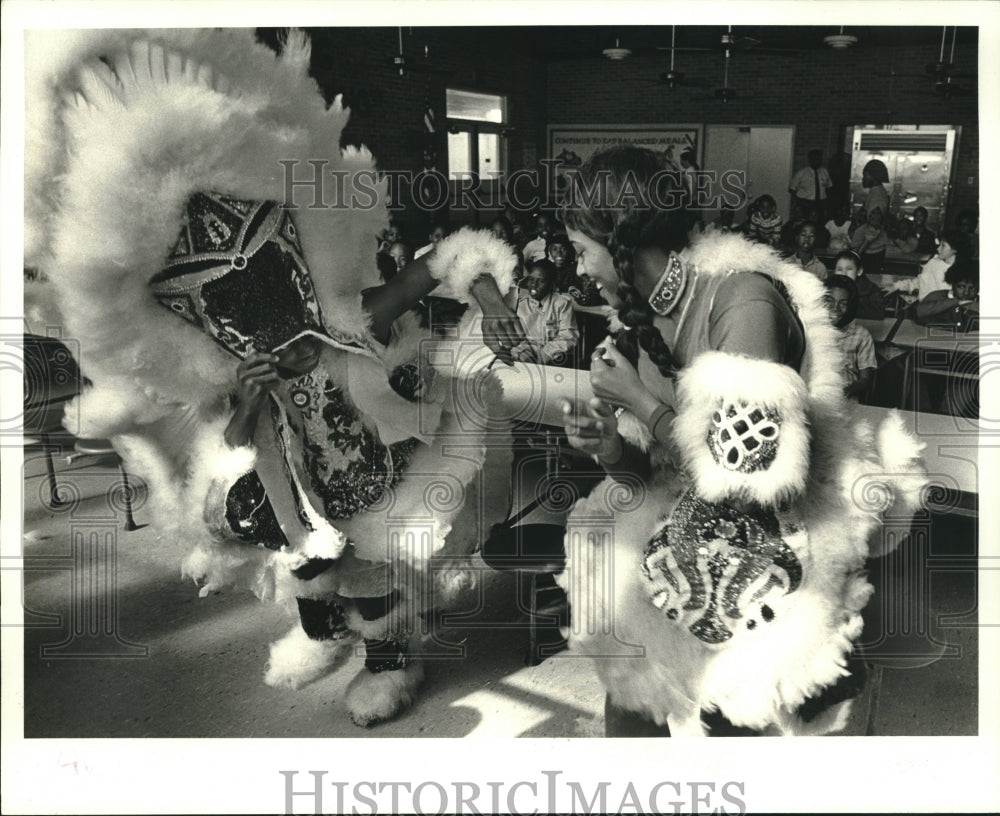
[24,28,523,726]
[556,146,928,736]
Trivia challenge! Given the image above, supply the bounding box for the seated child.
[376,220,403,254]
[913,259,979,330]
[889,230,969,301]
[414,222,449,259]
[787,221,829,280]
[889,218,918,254]
[548,232,603,307]
[388,240,412,275]
[850,205,889,275]
[954,209,979,260]
[509,259,579,366]
[824,274,877,402]
[489,215,514,245]
[825,202,853,252]
[522,212,555,262]
[834,249,885,319]
[745,194,783,247]
[911,206,937,255]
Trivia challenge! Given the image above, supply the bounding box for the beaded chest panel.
[642,488,804,645]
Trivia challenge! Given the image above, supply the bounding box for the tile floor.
[18,444,978,739]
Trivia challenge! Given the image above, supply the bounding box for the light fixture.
[602,37,632,60]
[824,26,858,49]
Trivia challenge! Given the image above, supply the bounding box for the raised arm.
[362,228,526,351]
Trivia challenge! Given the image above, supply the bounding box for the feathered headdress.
[25,29,389,436]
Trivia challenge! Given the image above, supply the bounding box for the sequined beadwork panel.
[642,488,803,644]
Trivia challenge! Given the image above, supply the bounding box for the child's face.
[490,222,510,242]
[824,287,851,324]
[913,209,927,227]
[384,225,401,243]
[430,226,447,244]
[796,224,816,252]
[276,336,322,375]
[759,200,775,219]
[834,258,860,280]
[389,242,409,270]
[536,215,553,239]
[524,266,555,301]
[547,242,570,268]
[953,279,978,302]
[937,240,956,262]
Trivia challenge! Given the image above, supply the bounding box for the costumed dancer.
[24,29,522,726]
[557,146,928,736]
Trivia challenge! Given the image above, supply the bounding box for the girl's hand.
[471,275,527,356]
[226,348,279,448]
[236,348,280,409]
[561,398,622,463]
[589,342,651,413]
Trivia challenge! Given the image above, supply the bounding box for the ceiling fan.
[650,26,712,89]
[877,28,977,99]
[691,40,750,102]
[659,25,801,56]
[388,28,452,77]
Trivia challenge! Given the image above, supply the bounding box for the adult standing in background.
[788,149,832,223]
[861,159,891,220]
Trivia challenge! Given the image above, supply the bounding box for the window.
[446,89,507,183]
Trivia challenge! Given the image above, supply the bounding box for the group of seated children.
[912,259,980,330]
[373,202,977,407]
[375,211,596,368]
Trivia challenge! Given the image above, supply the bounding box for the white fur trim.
[616,410,654,453]
[26,29,385,432]
[555,233,930,735]
[345,660,424,727]
[344,607,400,640]
[425,228,517,303]
[673,351,811,507]
[263,625,358,690]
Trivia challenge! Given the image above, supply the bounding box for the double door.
[702,125,796,224]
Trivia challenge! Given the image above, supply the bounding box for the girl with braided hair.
[555,145,926,736]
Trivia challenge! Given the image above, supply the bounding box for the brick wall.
[546,40,979,220]
[284,28,978,236]
[298,27,548,241]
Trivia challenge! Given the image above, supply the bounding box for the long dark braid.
[559,145,689,381]
[610,225,680,381]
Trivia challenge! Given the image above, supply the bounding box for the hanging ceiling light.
[824,26,858,49]
[602,37,632,60]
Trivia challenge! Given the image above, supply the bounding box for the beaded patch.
[642,488,803,645]
[282,365,418,520]
[224,470,290,550]
[707,400,781,473]
[647,255,687,316]
[364,635,411,673]
[151,192,373,359]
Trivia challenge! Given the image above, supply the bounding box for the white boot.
[345,660,424,727]
[263,625,356,690]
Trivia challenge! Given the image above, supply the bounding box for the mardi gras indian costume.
[559,231,928,736]
[25,29,515,725]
